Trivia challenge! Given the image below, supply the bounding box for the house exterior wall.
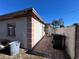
[55,26,76,59]
[0,8,45,50]
[0,15,45,49]
[32,17,45,48]
[0,17,27,48]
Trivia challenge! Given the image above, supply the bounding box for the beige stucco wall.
[55,26,76,59]
[0,17,27,48]
[32,17,45,47]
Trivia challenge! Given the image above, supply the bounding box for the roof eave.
[32,8,46,24]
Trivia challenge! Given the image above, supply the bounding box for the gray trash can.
[9,41,20,56]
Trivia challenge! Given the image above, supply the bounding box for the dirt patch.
[0,48,49,59]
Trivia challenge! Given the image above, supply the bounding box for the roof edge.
[0,8,45,24]
[32,8,45,24]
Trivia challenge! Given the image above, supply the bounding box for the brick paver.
[31,35,69,59]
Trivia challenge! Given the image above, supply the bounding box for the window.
[7,24,16,36]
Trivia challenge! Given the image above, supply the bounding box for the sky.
[0,0,79,25]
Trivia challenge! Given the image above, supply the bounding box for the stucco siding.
[32,17,45,47]
[55,26,76,59]
[0,17,27,48]
[0,22,7,38]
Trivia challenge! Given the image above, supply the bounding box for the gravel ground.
[0,49,49,59]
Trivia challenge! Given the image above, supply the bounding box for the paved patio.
[31,35,70,59]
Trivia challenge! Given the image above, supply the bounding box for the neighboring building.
[45,23,53,36]
[53,25,79,59]
[0,8,45,49]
